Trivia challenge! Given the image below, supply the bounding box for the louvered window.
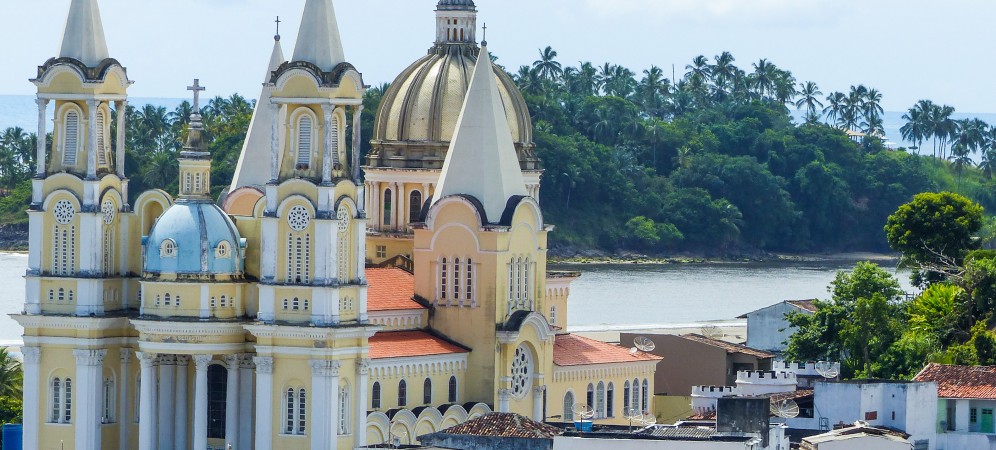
[96,110,107,166]
[297,116,312,167]
[63,111,79,165]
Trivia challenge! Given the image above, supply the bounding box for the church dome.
[143,201,245,277]
[436,0,476,10]
[369,44,538,171]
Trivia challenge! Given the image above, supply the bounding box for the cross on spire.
[275,16,281,40]
[187,79,206,112]
[482,23,487,44]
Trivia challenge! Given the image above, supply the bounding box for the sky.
[3,0,995,113]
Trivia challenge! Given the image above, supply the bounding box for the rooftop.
[914,363,996,399]
[802,422,909,448]
[553,334,661,367]
[368,330,469,359]
[680,334,776,359]
[434,412,562,439]
[366,268,424,312]
[738,299,818,318]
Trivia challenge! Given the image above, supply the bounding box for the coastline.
[549,251,900,266]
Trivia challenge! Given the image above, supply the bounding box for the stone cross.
[275,16,281,37]
[482,23,487,42]
[187,79,206,112]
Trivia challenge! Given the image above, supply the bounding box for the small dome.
[436,0,476,11]
[144,201,245,276]
[370,45,537,170]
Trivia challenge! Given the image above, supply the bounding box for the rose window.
[336,206,350,232]
[287,206,311,231]
[54,200,75,225]
[101,200,116,225]
[511,345,532,398]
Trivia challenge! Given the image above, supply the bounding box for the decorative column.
[21,347,41,450]
[137,352,157,450]
[497,388,511,413]
[354,359,370,447]
[397,182,407,230]
[393,182,402,231]
[224,354,241,448]
[239,356,255,450]
[118,350,131,450]
[254,357,274,450]
[310,360,341,450]
[371,181,381,230]
[269,101,280,182]
[115,100,127,178]
[193,355,213,450]
[35,99,48,177]
[351,105,363,181]
[86,99,98,179]
[74,348,107,450]
[322,104,335,183]
[532,386,546,422]
[158,356,176,450]
[174,356,190,450]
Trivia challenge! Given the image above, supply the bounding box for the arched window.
[164,293,171,307]
[633,378,640,412]
[607,383,615,418]
[338,385,349,435]
[564,391,575,422]
[298,389,307,434]
[423,378,432,405]
[297,115,313,168]
[448,376,457,403]
[372,382,381,409]
[58,288,65,302]
[160,239,176,258]
[96,109,107,166]
[382,189,393,226]
[409,191,423,224]
[524,257,532,309]
[220,295,227,308]
[63,378,72,423]
[586,383,594,410]
[453,258,461,301]
[285,223,312,284]
[440,258,448,302]
[550,306,557,326]
[51,378,61,423]
[466,258,473,303]
[623,381,631,413]
[642,379,649,412]
[103,377,115,423]
[216,240,231,259]
[596,382,606,419]
[63,110,79,165]
[398,379,407,407]
[103,228,113,275]
[285,388,307,435]
[337,205,351,281]
[515,257,522,307]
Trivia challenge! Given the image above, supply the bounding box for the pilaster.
[157,355,175,450]
[224,354,241,447]
[86,99,98,179]
[74,348,107,450]
[193,355,212,450]
[118,349,131,450]
[21,347,41,450]
[175,355,190,450]
[355,359,370,447]
[238,355,255,450]
[35,99,48,177]
[254,356,274,450]
[310,359,341,450]
[137,352,157,450]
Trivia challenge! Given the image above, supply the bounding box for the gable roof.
[737,299,819,319]
[368,330,469,359]
[914,363,996,399]
[554,334,661,367]
[366,268,424,311]
[435,412,562,439]
[680,334,776,359]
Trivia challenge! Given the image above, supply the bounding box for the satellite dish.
[700,325,724,339]
[633,336,656,352]
[815,361,839,379]
[639,413,658,426]
[629,347,639,355]
[770,399,800,419]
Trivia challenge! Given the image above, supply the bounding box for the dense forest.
[2,48,996,255]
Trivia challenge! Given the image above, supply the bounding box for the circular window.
[336,205,350,232]
[54,200,75,224]
[101,200,116,225]
[510,345,532,398]
[287,205,311,231]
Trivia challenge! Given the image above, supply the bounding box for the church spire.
[178,79,212,201]
[432,44,527,221]
[230,31,286,191]
[291,0,346,72]
[58,0,109,67]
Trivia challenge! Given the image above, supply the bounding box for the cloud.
[580,0,834,24]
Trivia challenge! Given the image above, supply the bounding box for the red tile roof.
[437,413,562,438]
[368,331,469,359]
[366,268,424,311]
[553,334,661,367]
[914,363,996,399]
[680,334,776,359]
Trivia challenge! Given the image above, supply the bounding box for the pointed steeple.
[432,44,527,221]
[231,34,286,191]
[58,0,110,67]
[291,0,346,72]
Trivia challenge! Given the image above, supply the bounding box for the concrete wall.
[620,334,729,397]
[810,435,912,450]
[420,434,553,450]
[936,432,996,450]
[553,436,748,450]
[746,302,810,353]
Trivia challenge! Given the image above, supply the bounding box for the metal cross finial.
[187,79,206,112]
[482,23,487,42]
[275,16,281,39]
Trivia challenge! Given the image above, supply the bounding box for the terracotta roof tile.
[554,334,661,367]
[437,413,562,438]
[680,334,776,359]
[914,363,996,399]
[366,268,424,311]
[369,331,469,359]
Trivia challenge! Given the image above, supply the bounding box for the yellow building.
[15,1,659,450]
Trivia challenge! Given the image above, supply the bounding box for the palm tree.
[596,63,614,95]
[862,88,884,134]
[0,348,22,398]
[900,107,927,155]
[794,82,824,123]
[711,51,737,90]
[576,62,600,96]
[638,66,669,118]
[604,65,637,98]
[950,143,974,191]
[751,59,775,98]
[514,66,544,96]
[532,46,563,82]
[141,149,179,188]
[823,92,845,127]
[772,70,797,105]
[685,55,711,84]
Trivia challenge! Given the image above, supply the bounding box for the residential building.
[739,300,817,353]
[914,363,996,449]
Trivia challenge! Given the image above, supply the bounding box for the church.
[14,0,660,449]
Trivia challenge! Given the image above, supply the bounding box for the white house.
[740,300,817,353]
[914,363,996,450]
[801,422,913,450]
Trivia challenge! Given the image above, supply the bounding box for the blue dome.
[144,201,245,276]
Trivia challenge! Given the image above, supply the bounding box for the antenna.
[572,403,595,431]
[640,413,658,427]
[770,399,800,419]
[633,336,656,352]
[700,324,724,340]
[624,407,642,432]
[815,361,839,379]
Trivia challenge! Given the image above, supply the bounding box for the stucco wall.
[746,302,810,353]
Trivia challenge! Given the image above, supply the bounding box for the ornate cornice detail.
[118,348,132,364]
[310,359,342,377]
[223,354,241,369]
[254,356,274,375]
[239,354,256,370]
[552,360,659,383]
[358,358,371,376]
[73,348,107,366]
[193,354,213,370]
[136,351,157,368]
[21,347,41,364]
[175,355,191,366]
